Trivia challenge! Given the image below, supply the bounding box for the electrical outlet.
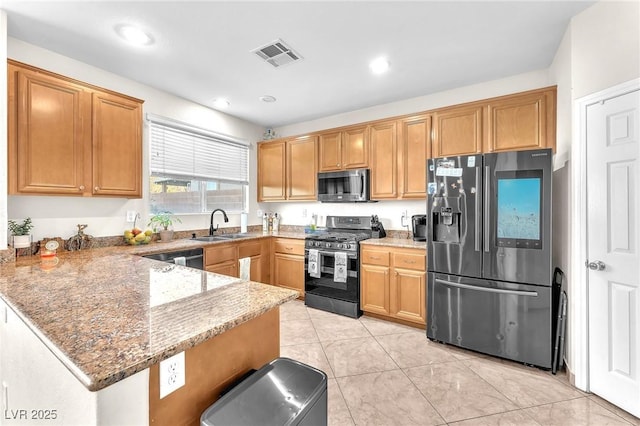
[257,209,263,218]
[401,210,409,227]
[126,210,137,222]
[159,352,185,399]
[302,208,308,218]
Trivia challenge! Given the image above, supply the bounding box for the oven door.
[305,249,359,302]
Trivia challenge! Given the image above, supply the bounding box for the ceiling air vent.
[252,39,302,68]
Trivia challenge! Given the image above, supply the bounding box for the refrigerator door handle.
[435,278,539,297]
[475,165,481,252]
[484,166,491,253]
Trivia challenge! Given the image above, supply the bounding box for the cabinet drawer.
[273,238,305,256]
[238,241,262,258]
[393,251,425,271]
[361,249,390,266]
[205,244,237,266]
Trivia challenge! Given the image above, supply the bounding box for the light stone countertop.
[0,234,300,392]
[361,237,427,250]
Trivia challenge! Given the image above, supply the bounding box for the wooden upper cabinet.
[370,121,398,199]
[9,64,91,195]
[287,135,317,200]
[7,60,143,198]
[317,125,368,171]
[398,115,431,199]
[432,104,484,158]
[92,91,142,197]
[258,136,317,202]
[257,140,286,201]
[485,87,556,153]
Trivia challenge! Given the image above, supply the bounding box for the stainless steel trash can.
[201,357,328,426]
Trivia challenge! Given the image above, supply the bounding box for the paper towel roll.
[240,213,248,233]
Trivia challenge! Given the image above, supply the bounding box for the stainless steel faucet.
[209,209,229,235]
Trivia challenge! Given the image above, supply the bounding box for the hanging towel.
[239,257,251,281]
[308,249,321,278]
[334,252,348,283]
[173,256,186,266]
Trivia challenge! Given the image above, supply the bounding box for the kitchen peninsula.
[0,242,297,425]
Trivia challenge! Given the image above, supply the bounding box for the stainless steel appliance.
[411,214,427,241]
[304,216,373,318]
[427,149,553,368]
[317,169,372,203]
[142,247,204,270]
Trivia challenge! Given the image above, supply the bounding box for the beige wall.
[572,0,640,99]
[0,12,7,249]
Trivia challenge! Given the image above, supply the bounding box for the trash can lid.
[201,357,327,426]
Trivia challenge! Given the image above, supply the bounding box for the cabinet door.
[485,88,556,153]
[399,115,431,199]
[390,268,426,325]
[318,131,342,171]
[10,65,91,195]
[342,125,369,169]
[257,141,286,201]
[206,261,238,277]
[361,264,390,315]
[287,136,317,200]
[369,121,398,199]
[92,91,142,197]
[433,104,484,157]
[273,253,304,294]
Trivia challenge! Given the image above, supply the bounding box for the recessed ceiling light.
[115,24,153,46]
[369,57,390,75]
[259,95,277,103]
[213,98,230,109]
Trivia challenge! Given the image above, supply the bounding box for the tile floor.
[279,300,640,426]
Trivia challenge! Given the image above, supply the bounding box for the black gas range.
[304,216,373,318]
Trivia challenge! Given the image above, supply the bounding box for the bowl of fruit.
[123,228,153,245]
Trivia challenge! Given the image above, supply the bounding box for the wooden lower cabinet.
[271,238,305,297]
[203,238,270,283]
[360,245,426,327]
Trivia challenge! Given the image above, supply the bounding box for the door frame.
[571,78,640,391]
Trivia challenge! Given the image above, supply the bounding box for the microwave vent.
[251,39,302,68]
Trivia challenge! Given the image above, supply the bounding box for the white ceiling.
[2,1,595,128]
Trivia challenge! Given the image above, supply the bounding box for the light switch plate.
[126,210,137,222]
[159,352,185,398]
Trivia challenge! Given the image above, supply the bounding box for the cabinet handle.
[369,256,380,260]
[94,186,100,191]
[285,247,293,251]
[404,260,416,264]
[78,185,85,191]
[394,271,398,276]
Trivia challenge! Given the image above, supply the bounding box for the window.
[148,114,249,214]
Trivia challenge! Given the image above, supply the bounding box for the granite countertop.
[0,235,299,392]
[361,237,427,249]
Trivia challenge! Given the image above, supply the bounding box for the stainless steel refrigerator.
[427,149,553,368]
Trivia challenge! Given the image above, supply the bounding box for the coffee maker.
[411,215,427,241]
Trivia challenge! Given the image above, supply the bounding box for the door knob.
[586,260,606,271]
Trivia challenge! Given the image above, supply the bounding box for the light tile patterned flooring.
[279,300,640,426]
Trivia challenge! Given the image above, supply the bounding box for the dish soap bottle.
[262,212,269,233]
[273,213,280,233]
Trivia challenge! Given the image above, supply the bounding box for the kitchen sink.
[192,236,230,242]
[192,233,249,242]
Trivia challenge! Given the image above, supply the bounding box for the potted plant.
[148,212,181,242]
[8,217,34,249]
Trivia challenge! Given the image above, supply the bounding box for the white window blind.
[148,114,249,185]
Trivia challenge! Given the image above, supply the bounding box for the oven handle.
[435,278,538,297]
[306,250,357,259]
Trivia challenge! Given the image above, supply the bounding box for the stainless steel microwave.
[317,168,372,202]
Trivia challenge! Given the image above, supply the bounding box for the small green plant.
[148,212,181,232]
[8,217,34,236]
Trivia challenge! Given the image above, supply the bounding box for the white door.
[587,88,640,417]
